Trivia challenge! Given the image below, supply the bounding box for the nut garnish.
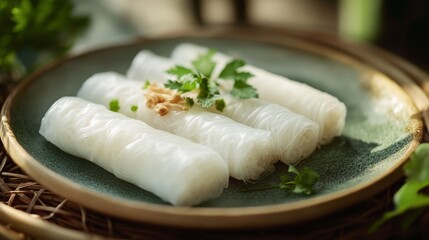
[144,83,189,116]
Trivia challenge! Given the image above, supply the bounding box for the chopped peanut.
[144,83,189,116]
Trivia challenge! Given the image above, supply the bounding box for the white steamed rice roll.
[77,73,276,181]
[39,97,229,206]
[169,43,347,144]
[221,96,319,164]
[127,51,319,164]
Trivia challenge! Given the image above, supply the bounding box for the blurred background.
[1,0,429,80]
[74,0,429,68]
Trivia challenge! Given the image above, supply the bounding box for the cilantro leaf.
[197,77,210,99]
[219,59,254,82]
[285,166,319,195]
[192,49,216,78]
[166,65,193,77]
[184,97,194,107]
[219,59,245,78]
[230,80,259,99]
[196,76,223,110]
[164,70,201,93]
[163,49,259,111]
[198,97,215,108]
[164,80,182,90]
[178,75,199,93]
[143,80,150,89]
[209,79,220,95]
[215,99,225,112]
[218,59,258,99]
[197,77,215,108]
[109,99,120,112]
[241,165,320,195]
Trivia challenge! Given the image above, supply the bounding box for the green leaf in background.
[404,144,429,182]
[370,143,429,232]
[0,0,90,76]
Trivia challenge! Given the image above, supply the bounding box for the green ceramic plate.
[1,30,425,229]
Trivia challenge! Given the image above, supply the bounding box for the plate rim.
[0,27,425,229]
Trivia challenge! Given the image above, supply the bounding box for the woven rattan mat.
[0,90,424,240]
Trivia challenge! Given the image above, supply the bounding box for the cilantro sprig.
[164,49,259,111]
[165,69,225,111]
[219,59,258,99]
[241,165,320,195]
[370,143,429,232]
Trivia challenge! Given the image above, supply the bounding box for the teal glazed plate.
[1,29,427,229]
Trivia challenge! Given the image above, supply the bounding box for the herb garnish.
[143,80,151,90]
[191,49,216,78]
[370,143,429,232]
[184,97,194,107]
[219,60,258,99]
[109,99,120,112]
[130,105,138,112]
[241,165,320,195]
[164,50,258,112]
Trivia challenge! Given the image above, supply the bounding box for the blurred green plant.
[370,143,429,232]
[339,0,382,41]
[0,0,89,78]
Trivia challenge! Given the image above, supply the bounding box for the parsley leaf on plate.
[241,165,320,196]
[283,165,320,195]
